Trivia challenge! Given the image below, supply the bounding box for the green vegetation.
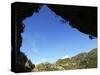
[33,48,97,72]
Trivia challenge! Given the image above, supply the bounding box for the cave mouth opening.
[20,5,97,65]
[11,2,97,72]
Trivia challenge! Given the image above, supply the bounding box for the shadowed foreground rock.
[48,4,97,37]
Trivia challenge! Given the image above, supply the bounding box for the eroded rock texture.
[11,2,97,72]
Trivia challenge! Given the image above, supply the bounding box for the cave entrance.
[11,2,97,72]
[20,5,97,65]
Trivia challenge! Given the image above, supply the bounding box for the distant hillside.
[33,48,97,72]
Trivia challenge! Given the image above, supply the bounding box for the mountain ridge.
[34,48,97,71]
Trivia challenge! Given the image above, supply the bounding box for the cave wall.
[11,2,97,72]
[11,2,41,72]
[48,4,97,37]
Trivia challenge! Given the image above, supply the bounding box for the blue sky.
[20,5,97,64]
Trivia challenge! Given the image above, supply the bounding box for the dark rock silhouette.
[48,4,97,37]
[11,2,39,72]
[11,2,97,72]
